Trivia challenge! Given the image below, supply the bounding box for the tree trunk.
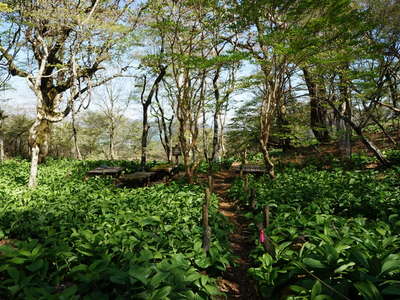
[140,67,166,169]
[260,92,276,178]
[28,144,40,188]
[338,73,352,158]
[110,122,116,160]
[371,115,397,146]
[0,134,4,162]
[326,99,389,166]
[28,116,51,187]
[0,119,4,162]
[141,104,149,168]
[276,103,291,151]
[71,106,82,160]
[303,68,331,143]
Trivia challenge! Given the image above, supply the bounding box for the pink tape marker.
[259,229,265,244]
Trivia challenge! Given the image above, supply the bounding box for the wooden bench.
[86,166,124,177]
[231,164,266,175]
[118,171,156,187]
[149,165,178,181]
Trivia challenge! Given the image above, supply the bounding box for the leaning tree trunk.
[325,98,390,166]
[303,69,331,143]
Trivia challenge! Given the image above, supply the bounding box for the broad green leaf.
[354,281,383,300]
[303,258,326,269]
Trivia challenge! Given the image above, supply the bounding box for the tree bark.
[28,144,40,188]
[0,134,4,162]
[337,74,352,158]
[109,121,116,160]
[325,98,390,166]
[140,66,166,169]
[71,104,82,160]
[0,115,5,162]
[303,68,331,143]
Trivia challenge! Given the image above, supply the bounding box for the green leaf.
[26,259,44,272]
[381,285,400,296]
[7,267,19,281]
[314,295,334,300]
[303,258,326,269]
[152,286,172,299]
[311,280,322,299]
[354,281,383,300]
[129,267,152,285]
[141,216,162,226]
[381,256,400,274]
[9,257,26,264]
[59,285,78,299]
[334,262,355,273]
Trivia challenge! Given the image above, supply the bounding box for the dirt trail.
[212,171,259,299]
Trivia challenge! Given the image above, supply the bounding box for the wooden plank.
[86,166,124,177]
[231,164,266,174]
[120,172,155,181]
[117,172,156,188]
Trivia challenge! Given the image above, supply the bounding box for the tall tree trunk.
[218,113,226,159]
[28,117,50,188]
[109,122,116,160]
[0,112,5,162]
[386,71,398,108]
[140,66,166,169]
[0,133,4,162]
[153,88,174,163]
[276,103,291,151]
[260,92,276,179]
[211,68,221,164]
[141,107,149,168]
[337,71,352,158]
[71,105,82,160]
[28,144,40,188]
[303,68,331,143]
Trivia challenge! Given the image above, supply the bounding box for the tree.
[0,109,7,161]
[97,80,129,160]
[0,0,140,187]
[151,83,175,162]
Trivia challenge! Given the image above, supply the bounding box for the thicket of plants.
[0,159,231,299]
[229,166,400,299]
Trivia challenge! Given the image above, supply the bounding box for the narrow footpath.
[212,171,259,299]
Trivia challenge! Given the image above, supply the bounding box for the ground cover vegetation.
[0,159,231,299]
[229,164,400,299]
[0,0,400,298]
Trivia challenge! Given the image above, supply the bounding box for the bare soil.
[212,171,260,300]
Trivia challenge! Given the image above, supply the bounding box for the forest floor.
[210,170,259,299]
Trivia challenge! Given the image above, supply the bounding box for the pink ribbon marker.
[259,228,265,244]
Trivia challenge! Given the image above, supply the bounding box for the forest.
[0,0,400,299]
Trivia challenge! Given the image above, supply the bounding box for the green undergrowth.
[0,159,232,299]
[229,166,400,299]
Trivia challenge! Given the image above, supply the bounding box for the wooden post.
[264,206,270,228]
[240,149,247,178]
[244,174,249,194]
[202,188,211,252]
[208,174,213,194]
[257,205,274,258]
[250,187,257,209]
